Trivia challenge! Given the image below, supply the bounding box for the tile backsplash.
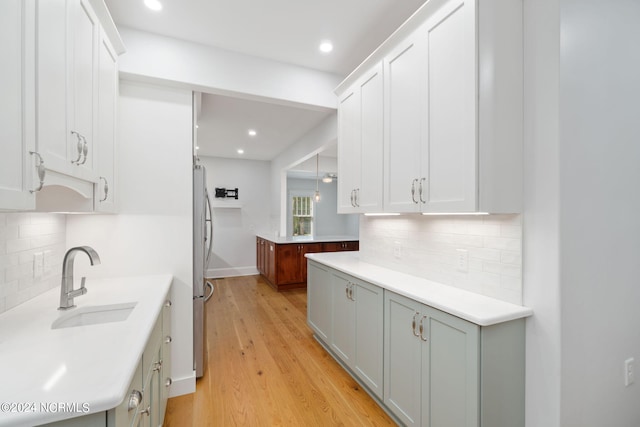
[0,213,66,314]
[359,214,522,304]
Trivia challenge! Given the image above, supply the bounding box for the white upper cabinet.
[336,63,383,213]
[5,0,125,212]
[337,0,523,214]
[0,0,36,210]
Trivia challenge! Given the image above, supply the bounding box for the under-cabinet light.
[421,212,489,216]
[364,213,401,216]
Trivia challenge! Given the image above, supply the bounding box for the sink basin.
[52,302,137,329]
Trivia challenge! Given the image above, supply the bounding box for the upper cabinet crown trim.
[88,0,126,55]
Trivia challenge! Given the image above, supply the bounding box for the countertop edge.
[306,252,532,327]
[256,233,359,244]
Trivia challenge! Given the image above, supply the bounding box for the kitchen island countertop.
[0,274,172,427]
[256,233,358,244]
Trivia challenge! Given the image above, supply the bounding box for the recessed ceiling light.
[237,149,244,154]
[144,0,162,11]
[319,40,333,54]
[248,129,257,137]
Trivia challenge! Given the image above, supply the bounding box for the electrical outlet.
[456,249,469,273]
[393,242,402,259]
[625,358,635,387]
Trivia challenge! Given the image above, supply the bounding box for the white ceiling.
[105,0,427,162]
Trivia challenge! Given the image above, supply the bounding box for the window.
[292,195,313,236]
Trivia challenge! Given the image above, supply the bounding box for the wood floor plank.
[164,275,395,426]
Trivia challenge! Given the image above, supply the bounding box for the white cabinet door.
[0,0,35,210]
[357,64,383,212]
[383,29,427,213]
[68,0,99,180]
[384,291,423,426]
[36,0,71,177]
[337,63,383,214]
[423,0,476,212]
[352,278,384,399]
[336,88,359,213]
[95,29,118,212]
[307,261,332,342]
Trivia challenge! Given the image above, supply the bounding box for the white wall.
[360,214,522,304]
[559,1,640,425]
[66,81,194,397]
[286,178,358,237]
[523,0,562,425]
[117,28,341,111]
[198,156,271,278]
[0,213,66,314]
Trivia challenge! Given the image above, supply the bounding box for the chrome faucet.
[59,246,101,310]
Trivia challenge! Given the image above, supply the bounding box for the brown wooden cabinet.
[257,237,358,291]
[322,241,360,252]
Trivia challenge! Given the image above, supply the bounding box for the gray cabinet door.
[331,271,355,365]
[384,291,423,426]
[353,279,384,399]
[423,306,479,427]
[307,261,332,342]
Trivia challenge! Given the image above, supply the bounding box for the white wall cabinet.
[0,0,36,211]
[0,0,124,212]
[330,270,384,399]
[337,0,523,214]
[336,62,383,213]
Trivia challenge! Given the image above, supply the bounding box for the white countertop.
[306,252,532,326]
[256,233,358,244]
[0,274,172,427]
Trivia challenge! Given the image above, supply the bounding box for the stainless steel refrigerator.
[193,164,214,378]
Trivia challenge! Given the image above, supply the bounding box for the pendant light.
[314,154,321,202]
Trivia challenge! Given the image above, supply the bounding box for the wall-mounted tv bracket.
[215,188,239,199]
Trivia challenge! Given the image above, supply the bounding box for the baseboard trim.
[168,372,196,398]
[206,266,258,278]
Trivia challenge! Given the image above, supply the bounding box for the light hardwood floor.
[163,275,395,426]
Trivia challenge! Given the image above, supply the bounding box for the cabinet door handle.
[164,300,172,308]
[419,315,428,341]
[70,131,83,164]
[419,178,426,204]
[153,361,162,372]
[79,137,89,165]
[349,283,355,301]
[350,189,355,207]
[29,151,45,193]
[355,188,360,207]
[412,312,421,337]
[128,390,143,411]
[140,405,151,416]
[99,176,109,202]
[411,179,419,203]
[165,335,172,344]
[345,282,350,299]
[165,377,173,387]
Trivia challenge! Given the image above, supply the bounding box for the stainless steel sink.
[52,302,137,329]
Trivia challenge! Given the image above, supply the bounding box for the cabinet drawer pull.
[128,390,143,411]
[164,300,172,308]
[29,151,45,193]
[165,377,173,387]
[419,315,428,341]
[70,131,83,164]
[153,361,162,372]
[412,312,420,337]
[411,179,419,204]
[165,335,172,344]
[140,405,151,416]
[99,176,109,202]
[79,137,89,165]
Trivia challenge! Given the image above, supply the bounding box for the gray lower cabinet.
[385,290,524,427]
[307,261,332,342]
[330,270,384,399]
